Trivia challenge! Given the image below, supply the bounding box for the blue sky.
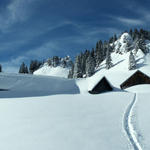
[0,0,150,72]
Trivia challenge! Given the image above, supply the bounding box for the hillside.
[33,30,150,80]
[33,56,72,78]
[76,32,150,93]
[34,64,69,78]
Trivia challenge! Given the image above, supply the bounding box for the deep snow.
[134,93,150,150]
[0,92,134,150]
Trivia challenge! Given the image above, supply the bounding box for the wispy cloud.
[0,0,37,32]
[123,1,150,25]
[85,27,121,37]
[115,17,144,26]
[2,56,28,73]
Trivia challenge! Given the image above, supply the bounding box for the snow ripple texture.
[124,94,142,150]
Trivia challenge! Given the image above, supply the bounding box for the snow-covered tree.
[95,40,103,68]
[68,64,74,78]
[128,51,136,70]
[73,55,82,78]
[61,58,66,68]
[133,39,139,54]
[85,54,95,77]
[65,56,73,68]
[106,45,112,69]
[47,58,52,66]
[116,42,121,53]
[52,56,60,67]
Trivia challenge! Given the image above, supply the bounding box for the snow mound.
[34,64,69,78]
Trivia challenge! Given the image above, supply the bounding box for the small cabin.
[89,77,113,94]
[120,70,150,89]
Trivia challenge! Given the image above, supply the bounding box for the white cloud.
[115,17,144,26]
[86,27,121,36]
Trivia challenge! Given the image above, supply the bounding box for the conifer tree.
[95,40,103,68]
[29,60,42,74]
[19,62,28,74]
[113,34,117,43]
[85,54,95,77]
[52,56,59,67]
[68,64,74,78]
[106,45,112,69]
[73,55,82,78]
[128,51,136,70]
[47,58,52,66]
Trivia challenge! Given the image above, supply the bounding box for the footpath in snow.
[123,93,142,150]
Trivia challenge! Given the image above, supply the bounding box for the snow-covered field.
[135,93,150,150]
[0,69,149,150]
[0,73,79,98]
[0,72,149,150]
[0,92,134,150]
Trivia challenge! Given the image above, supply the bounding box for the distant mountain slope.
[33,56,73,78]
[34,64,69,78]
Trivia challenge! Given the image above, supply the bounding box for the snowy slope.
[77,33,150,93]
[0,73,79,98]
[0,92,134,150]
[77,50,150,93]
[33,56,72,78]
[34,64,69,78]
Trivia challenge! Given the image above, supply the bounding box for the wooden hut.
[120,70,150,89]
[89,77,113,94]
